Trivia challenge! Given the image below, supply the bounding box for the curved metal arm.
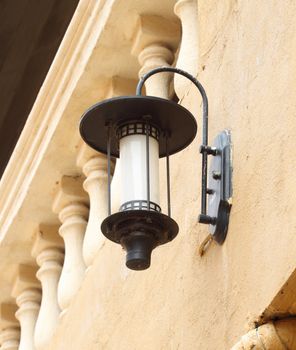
[136,66,210,217]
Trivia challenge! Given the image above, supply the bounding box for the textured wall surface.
[43,1,296,349]
[1,0,295,349]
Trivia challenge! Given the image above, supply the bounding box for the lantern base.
[121,232,155,270]
[101,210,179,270]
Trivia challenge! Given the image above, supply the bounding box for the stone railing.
[0,1,181,348]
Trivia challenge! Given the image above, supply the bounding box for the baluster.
[131,15,180,98]
[0,304,20,350]
[52,176,88,315]
[174,0,199,98]
[31,225,64,349]
[76,77,135,268]
[12,265,41,350]
[138,45,174,98]
[77,147,114,268]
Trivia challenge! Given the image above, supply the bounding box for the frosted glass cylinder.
[120,132,160,210]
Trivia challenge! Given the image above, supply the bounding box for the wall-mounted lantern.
[79,67,232,270]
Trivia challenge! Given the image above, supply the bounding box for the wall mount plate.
[207,130,232,244]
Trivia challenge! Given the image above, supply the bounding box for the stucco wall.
[0,0,295,349]
[43,1,296,349]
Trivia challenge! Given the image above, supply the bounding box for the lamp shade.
[119,131,160,211]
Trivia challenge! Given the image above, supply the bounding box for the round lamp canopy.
[79,95,197,158]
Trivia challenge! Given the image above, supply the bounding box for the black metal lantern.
[79,67,232,270]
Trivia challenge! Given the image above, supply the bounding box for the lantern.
[79,67,232,270]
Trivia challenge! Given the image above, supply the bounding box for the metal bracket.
[199,130,232,244]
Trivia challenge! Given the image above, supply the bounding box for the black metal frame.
[136,67,232,244]
[98,99,184,269]
[145,117,151,213]
[116,121,160,141]
[119,200,161,213]
[136,67,215,224]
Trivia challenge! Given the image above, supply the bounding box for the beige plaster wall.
[43,1,296,349]
[1,0,296,349]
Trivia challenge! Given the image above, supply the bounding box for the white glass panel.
[120,134,160,208]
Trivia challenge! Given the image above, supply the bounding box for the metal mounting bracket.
[200,130,232,244]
